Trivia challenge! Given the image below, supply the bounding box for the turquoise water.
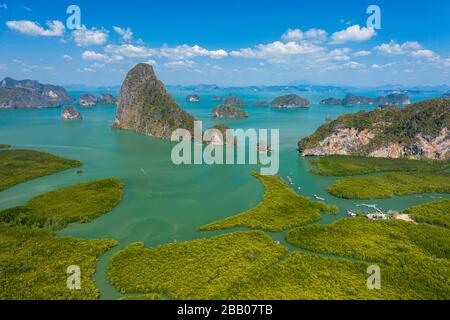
[0,89,447,299]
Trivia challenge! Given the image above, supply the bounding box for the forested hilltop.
[299,98,449,160]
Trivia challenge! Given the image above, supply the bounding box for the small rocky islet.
[211,103,248,118]
[61,106,82,121]
[270,94,310,108]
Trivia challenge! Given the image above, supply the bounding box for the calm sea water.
[0,89,447,299]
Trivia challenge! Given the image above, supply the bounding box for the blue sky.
[0,0,449,86]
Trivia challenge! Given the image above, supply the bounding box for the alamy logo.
[66,265,81,290]
[367,265,381,290]
[170,121,280,176]
[367,5,381,30]
[66,5,81,30]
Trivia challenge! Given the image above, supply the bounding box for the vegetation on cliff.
[299,98,449,157]
[113,63,196,138]
[199,173,338,232]
[0,149,81,191]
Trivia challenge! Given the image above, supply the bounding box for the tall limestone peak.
[113,63,195,138]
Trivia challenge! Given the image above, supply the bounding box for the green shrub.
[0,149,81,191]
[199,173,339,232]
[405,199,450,228]
[327,172,450,199]
[0,179,124,230]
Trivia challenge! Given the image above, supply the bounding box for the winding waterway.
[0,89,447,299]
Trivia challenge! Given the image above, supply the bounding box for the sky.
[0,0,449,87]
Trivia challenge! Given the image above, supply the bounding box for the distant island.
[0,77,73,108]
[320,93,411,106]
[113,63,196,139]
[211,104,248,118]
[223,95,246,107]
[98,94,117,105]
[78,94,97,107]
[78,93,117,107]
[271,94,310,108]
[299,98,449,160]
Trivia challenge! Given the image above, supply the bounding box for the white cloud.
[230,41,324,61]
[164,60,196,70]
[328,48,351,61]
[353,50,371,57]
[73,26,108,46]
[145,60,157,66]
[331,25,376,44]
[22,6,32,11]
[81,50,123,63]
[91,63,105,69]
[344,61,365,69]
[409,49,438,60]
[371,62,396,69]
[105,43,228,60]
[113,26,133,41]
[62,54,73,61]
[82,50,109,61]
[374,40,404,55]
[77,67,95,73]
[0,64,7,70]
[374,40,437,60]
[281,28,328,43]
[401,41,422,50]
[6,20,65,37]
[105,44,155,58]
[158,44,228,59]
[211,65,223,71]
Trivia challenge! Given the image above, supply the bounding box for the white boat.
[314,194,325,201]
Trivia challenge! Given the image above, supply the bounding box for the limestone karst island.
[0,0,449,310]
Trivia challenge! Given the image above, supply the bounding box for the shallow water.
[0,89,447,299]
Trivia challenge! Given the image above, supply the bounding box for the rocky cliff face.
[113,63,195,139]
[299,98,449,160]
[61,106,82,120]
[0,77,73,108]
